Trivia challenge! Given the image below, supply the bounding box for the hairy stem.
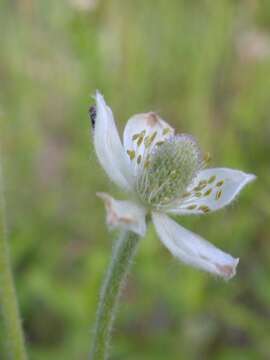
[0,160,27,360]
[90,230,140,360]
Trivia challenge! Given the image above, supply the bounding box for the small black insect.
[89,105,97,129]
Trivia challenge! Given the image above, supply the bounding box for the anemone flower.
[93,91,255,279]
[90,91,255,359]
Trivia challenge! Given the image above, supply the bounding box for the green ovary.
[137,135,201,208]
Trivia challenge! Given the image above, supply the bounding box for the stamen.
[144,131,158,148]
[187,204,197,210]
[137,136,144,146]
[208,175,216,184]
[198,205,210,213]
[162,128,171,135]
[134,130,146,146]
[216,180,224,187]
[199,180,208,187]
[137,155,142,165]
[127,150,135,160]
[132,133,141,141]
[204,188,212,196]
[194,183,207,191]
[215,190,222,200]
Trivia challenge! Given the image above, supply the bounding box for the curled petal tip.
[247,173,257,183]
[94,90,104,103]
[96,191,107,200]
[91,89,101,101]
[216,257,239,280]
[97,192,147,236]
[95,89,102,97]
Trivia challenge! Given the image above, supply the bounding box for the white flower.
[92,91,256,280]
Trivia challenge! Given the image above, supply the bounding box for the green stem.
[90,230,140,360]
[0,161,27,360]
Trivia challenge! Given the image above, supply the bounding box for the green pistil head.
[136,134,202,208]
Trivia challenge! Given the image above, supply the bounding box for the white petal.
[152,212,239,280]
[168,168,256,215]
[94,92,134,191]
[97,192,147,236]
[123,112,174,176]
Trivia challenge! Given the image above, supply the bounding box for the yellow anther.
[198,205,210,213]
[187,204,197,210]
[132,133,141,141]
[144,131,158,148]
[215,190,222,200]
[127,150,135,160]
[194,183,207,191]
[137,136,144,146]
[216,180,224,187]
[144,135,151,147]
[193,181,207,191]
[203,152,211,163]
[204,188,212,196]
[199,180,207,186]
[208,175,216,184]
[195,192,202,197]
[133,130,146,146]
[149,131,157,144]
[137,155,142,165]
[155,141,164,146]
[162,128,171,135]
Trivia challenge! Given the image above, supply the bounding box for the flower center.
[136,135,202,208]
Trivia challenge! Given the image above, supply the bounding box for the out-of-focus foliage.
[0,0,270,359]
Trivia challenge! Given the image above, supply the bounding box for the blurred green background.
[1,0,270,359]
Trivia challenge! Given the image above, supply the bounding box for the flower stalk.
[89,91,256,359]
[90,230,140,360]
[0,159,27,360]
